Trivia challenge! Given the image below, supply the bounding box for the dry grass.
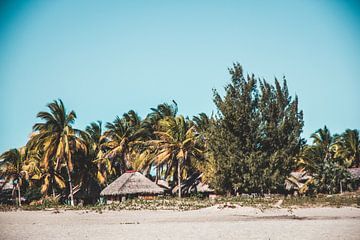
[0,193,359,212]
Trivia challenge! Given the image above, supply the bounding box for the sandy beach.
[1,206,359,240]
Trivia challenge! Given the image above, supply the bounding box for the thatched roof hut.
[348,168,360,180]
[285,170,312,194]
[156,179,170,190]
[100,171,164,198]
[171,173,214,196]
[0,179,13,191]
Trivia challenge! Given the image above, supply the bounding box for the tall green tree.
[258,78,304,192]
[206,63,304,194]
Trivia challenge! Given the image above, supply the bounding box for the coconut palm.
[80,121,111,185]
[298,126,334,172]
[65,120,108,203]
[310,126,334,161]
[27,99,86,206]
[103,110,149,177]
[143,101,179,181]
[298,127,356,194]
[21,148,66,198]
[192,112,211,133]
[148,101,178,122]
[333,129,360,167]
[191,113,216,183]
[0,148,27,206]
[149,115,202,198]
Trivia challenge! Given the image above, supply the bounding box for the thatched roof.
[171,173,214,195]
[196,182,214,193]
[100,171,164,196]
[348,168,360,179]
[0,179,13,191]
[156,180,170,190]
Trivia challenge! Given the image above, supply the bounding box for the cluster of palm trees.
[1,99,359,205]
[0,99,207,205]
[298,126,360,193]
[300,126,359,168]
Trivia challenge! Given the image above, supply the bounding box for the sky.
[0,0,359,152]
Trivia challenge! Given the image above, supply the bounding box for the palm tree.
[80,121,110,185]
[0,148,27,206]
[192,112,211,134]
[103,110,149,176]
[310,126,334,161]
[298,127,356,194]
[27,99,86,206]
[148,101,178,122]
[333,129,360,167]
[191,113,218,184]
[298,126,334,172]
[143,101,178,182]
[149,115,202,198]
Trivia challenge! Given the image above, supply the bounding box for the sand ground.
[1,206,360,240]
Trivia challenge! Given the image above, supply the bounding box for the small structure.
[348,168,360,189]
[71,182,101,205]
[171,173,214,197]
[156,179,172,195]
[0,179,14,204]
[348,168,360,180]
[156,179,170,190]
[100,171,164,203]
[285,170,312,195]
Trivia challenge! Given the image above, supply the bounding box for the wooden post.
[340,181,343,194]
[178,160,181,198]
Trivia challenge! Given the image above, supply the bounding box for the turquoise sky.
[0,0,359,152]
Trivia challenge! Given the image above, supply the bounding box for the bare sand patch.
[1,206,359,240]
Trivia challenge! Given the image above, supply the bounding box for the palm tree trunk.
[178,160,181,198]
[155,166,159,184]
[17,184,21,207]
[52,178,56,198]
[65,164,75,206]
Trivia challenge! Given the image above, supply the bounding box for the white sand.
[1,206,360,240]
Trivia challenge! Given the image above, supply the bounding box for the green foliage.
[300,126,359,194]
[206,63,304,194]
[312,160,354,194]
[333,129,360,167]
[2,64,359,207]
[24,187,42,202]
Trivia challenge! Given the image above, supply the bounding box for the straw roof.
[156,180,170,190]
[171,173,214,195]
[196,182,214,193]
[100,171,164,196]
[348,168,360,179]
[0,179,14,191]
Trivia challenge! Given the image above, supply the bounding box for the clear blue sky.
[0,0,359,152]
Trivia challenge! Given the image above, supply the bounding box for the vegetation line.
[0,63,359,207]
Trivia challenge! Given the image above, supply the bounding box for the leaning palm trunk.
[155,166,160,184]
[178,160,181,198]
[65,164,74,206]
[51,176,56,197]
